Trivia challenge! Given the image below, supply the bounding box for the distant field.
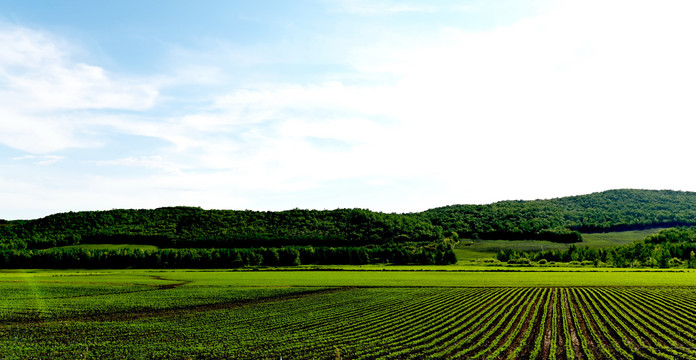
[581,228,665,247]
[456,228,666,263]
[2,269,696,359]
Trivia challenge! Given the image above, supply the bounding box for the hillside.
[1,189,695,251]
[0,207,443,250]
[422,189,696,241]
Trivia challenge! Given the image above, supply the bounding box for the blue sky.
[1,0,696,219]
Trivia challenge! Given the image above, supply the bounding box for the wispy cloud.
[327,0,480,15]
[3,0,696,218]
[329,0,436,15]
[0,25,159,112]
[12,155,64,166]
[0,24,162,154]
[82,0,696,207]
[163,0,696,207]
[93,156,185,174]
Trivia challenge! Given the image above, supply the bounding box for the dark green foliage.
[423,189,696,242]
[0,243,456,268]
[0,207,443,250]
[644,226,696,244]
[0,207,458,267]
[3,188,696,267]
[689,251,696,269]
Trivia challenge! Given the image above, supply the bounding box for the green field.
[3,269,696,359]
[455,228,666,263]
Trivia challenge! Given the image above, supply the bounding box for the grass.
[455,227,667,263]
[3,267,694,288]
[580,228,664,247]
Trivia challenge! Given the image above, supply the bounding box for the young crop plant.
[569,288,620,359]
[583,288,668,359]
[548,288,560,360]
[505,288,549,360]
[601,288,696,359]
[448,288,536,358]
[559,289,578,360]
[483,288,544,360]
[566,289,596,360]
[427,288,527,358]
[359,288,496,359]
[6,270,696,359]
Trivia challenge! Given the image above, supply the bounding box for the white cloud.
[12,155,64,166]
[93,156,185,174]
[109,0,696,210]
[0,25,159,112]
[0,24,161,154]
[330,0,436,15]
[4,0,696,218]
[0,108,82,153]
[180,0,696,209]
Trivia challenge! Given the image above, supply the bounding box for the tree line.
[0,243,456,268]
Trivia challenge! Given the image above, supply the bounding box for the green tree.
[688,251,696,269]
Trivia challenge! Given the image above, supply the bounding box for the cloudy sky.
[1,0,695,219]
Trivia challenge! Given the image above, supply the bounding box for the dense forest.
[0,208,454,266]
[1,189,696,267]
[0,208,442,250]
[4,189,696,249]
[422,189,696,241]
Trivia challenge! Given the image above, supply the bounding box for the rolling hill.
[422,189,696,241]
[1,189,695,250]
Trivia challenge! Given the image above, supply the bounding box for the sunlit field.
[3,269,696,359]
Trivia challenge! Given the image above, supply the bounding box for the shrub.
[642,258,658,268]
[668,257,683,268]
[507,257,530,265]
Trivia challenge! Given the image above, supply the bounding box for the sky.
[1,0,695,219]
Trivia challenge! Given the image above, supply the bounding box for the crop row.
[4,286,696,359]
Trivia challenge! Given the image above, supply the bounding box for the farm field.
[2,269,696,359]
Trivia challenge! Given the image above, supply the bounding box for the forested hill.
[1,189,696,250]
[0,207,442,250]
[422,189,696,241]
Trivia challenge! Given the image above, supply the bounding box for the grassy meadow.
[454,228,665,264]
